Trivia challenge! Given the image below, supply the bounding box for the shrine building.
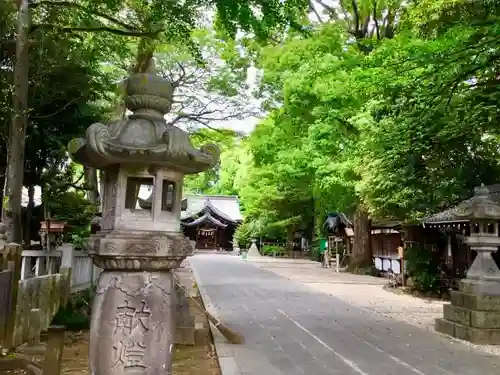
[181,195,243,250]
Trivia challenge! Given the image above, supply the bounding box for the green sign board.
[319,239,327,254]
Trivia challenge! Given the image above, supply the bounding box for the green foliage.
[49,190,97,241]
[44,163,98,241]
[217,0,500,248]
[183,128,242,194]
[52,288,95,331]
[234,220,258,250]
[404,246,441,293]
[261,245,285,256]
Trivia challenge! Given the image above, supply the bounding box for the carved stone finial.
[125,67,173,117]
[67,67,220,173]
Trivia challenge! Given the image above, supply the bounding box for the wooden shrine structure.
[181,195,243,250]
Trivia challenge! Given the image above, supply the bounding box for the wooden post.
[42,325,66,375]
[4,243,22,349]
[27,308,41,345]
[60,244,74,305]
[398,245,405,287]
[34,256,41,276]
[20,256,26,280]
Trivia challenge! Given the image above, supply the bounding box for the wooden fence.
[20,245,101,293]
[0,242,91,374]
[260,242,309,259]
[0,241,99,352]
[0,243,22,350]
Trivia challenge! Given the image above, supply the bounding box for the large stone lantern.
[436,185,500,344]
[68,62,219,374]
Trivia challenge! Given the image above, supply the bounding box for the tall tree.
[2,0,30,243]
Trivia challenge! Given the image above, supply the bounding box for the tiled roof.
[181,195,243,222]
[423,184,500,224]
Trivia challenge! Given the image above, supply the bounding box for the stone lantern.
[68,61,219,374]
[247,238,261,257]
[436,184,500,344]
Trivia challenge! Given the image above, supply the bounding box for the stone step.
[443,304,500,329]
[450,290,500,311]
[435,317,500,344]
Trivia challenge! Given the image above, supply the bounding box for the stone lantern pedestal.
[68,62,219,374]
[436,185,500,344]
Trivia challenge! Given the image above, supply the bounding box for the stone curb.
[190,262,242,375]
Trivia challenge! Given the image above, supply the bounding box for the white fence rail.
[21,244,101,293]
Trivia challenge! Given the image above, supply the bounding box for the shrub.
[261,245,285,256]
[52,287,95,331]
[404,246,441,293]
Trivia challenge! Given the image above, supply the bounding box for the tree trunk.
[349,206,373,272]
[1,0,30,243]
[0,166,5,207]
[23,185,34,248]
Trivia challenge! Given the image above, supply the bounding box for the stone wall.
[174,266,210,346]
[13,270,69,347]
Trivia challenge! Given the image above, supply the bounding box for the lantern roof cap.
[452,184,500,221]
[67,59,219,173]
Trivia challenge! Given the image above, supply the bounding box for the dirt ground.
[1,330,221,375]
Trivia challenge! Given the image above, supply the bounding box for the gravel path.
[248,257,500,357]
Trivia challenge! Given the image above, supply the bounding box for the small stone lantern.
[436,185,500,344]
[68,61,219,374]
[247,238,260,257]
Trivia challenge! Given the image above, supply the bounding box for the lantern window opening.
[487,222,495,234]
[161,179,176,212]
[470,223,479,235]
[125,176,154,210]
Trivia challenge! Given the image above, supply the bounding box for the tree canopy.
[203,0,500,255]
[2,0,499,257]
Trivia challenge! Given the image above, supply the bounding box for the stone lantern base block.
[436,282,500,344]
[435,318,500,345]
[89,270,176,375]
[459,278,500,296]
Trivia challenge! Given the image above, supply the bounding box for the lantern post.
[68,61,219,374]
[436,185,500,344]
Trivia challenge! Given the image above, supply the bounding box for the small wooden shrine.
[39,219,66,251]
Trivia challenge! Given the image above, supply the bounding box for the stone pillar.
[90,272,175,374]
[68,61,219,374]
[436,185,500,344]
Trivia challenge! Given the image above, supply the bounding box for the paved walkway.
[248,257,446,331]
[190,253,500,375]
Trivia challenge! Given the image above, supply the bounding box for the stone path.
[190,253,500,375]
[249,257,445,330]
